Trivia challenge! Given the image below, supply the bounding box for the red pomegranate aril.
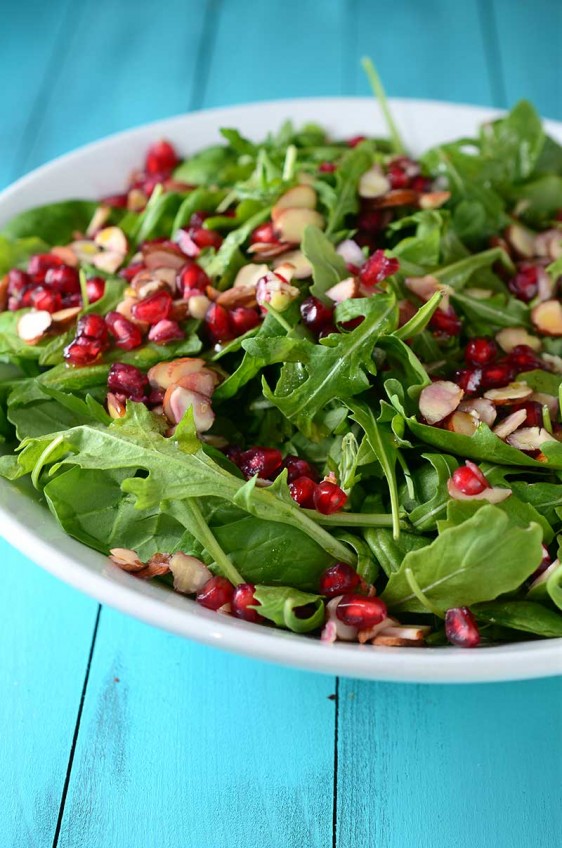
[455,368,482,396]
[445,607,481,648]
[250,221,280,245]
[452,461,489,495]
[359,250,400,288]
[190,226,223,251]
[105,311,144,350]
[430,308,462,336]
[6,268,30,295]
[196,576,234,611]
[205,303,234,344]
[86,276,105,303]
[45,265,80,294]
[283,455,319,483]
[508,345,544,373]
[64,337,104,366]
[27,253,63,279]
[480,362,514,389]
[239,447,283,480]
[30,287,62,313]
[464,337,498,367]
[357,207,384,232]
[132,290,173,325]
[318,161,337,173]
[107,362,149,399]
[319,562,361,598]
[189,210,211,228]
[146,387,165,407]
[177,261,210,295]
[336,594,387,628]
[347,135,366,148]
[411,175,431,193]
[144,140,180,175]
[313,481,347,515]
[77,313,108,341]
[20,288,35,308]
[63,293,82,308]
[300,296,334,333]
[231,583,263,623]
[289,476,317,508]
[508,264,539,302]
[120,262,145,282]
[229,306,260,337]
[148,319,184,344]
[101,193,128,208]
[387,164,410,189]
[516,401,543,427]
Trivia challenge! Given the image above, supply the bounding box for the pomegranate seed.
[205,303,234,344]
[144,140,179,175]
[508,263,539,302]
[480,362,514,389]
[318,161,337,173]
[239,447,283,480]
[313,481,347,515]
[336,594,387,628]
[511,401,543,427]
[106,311,144,350]
[282,455,319,483]
[107,363,149,399]
[319,563,361,598]
[146,387,165,407]
[229,306,260,336]
[101,193,128,208]
[250,222,280,245]
[189,226,223,251]
[452,461,489,495]
[76,313,108,341]
[224,445,243,467]
[177,261,210,295]
[359,250,399,288]
[347,135,366,148]
[148,319,184,344]
[357,207,384,232]
[45,265,80,294]
[231,583,263,623]
[86,277,105,303]
[411,175,431,192]
[141,172,168,196]
[455,368,482,396]
[445,607,480,648]
[300,296,334,333]
[189,210,211,228]
[6,268,30,295]
[508,344,544,373]
[430,308,462,336]
[64,337,104,366]
[30,287,62,313]
[27,253,63,279]
[464,337,498,366]
[196,576,234,611]
[132,290,173,325]
[289,476,317,508]
[120,262,145,282]
[387,164,410,189]
[19,288,34,308]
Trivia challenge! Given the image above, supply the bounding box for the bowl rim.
[1,95,561,683]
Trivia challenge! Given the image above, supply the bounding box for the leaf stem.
[174,498,244,585]
[361,57,405,155]
[31,434,64,489]
[405,567,444,618]
[282,144,297,181]
[263,304,293,333]
[304,510,395,528]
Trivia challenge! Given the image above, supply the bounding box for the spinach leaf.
[1,200,98,244]
[407,453,459,531]
[252,585,324,633]
[473,600,562,638]
[479,100,545,182]
[0,235,49,275]
[363,527,429,578]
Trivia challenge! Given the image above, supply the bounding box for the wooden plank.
[0,542,99,848]
[56,607,336,848]
[335,678,562,848]
[491,0,562,119]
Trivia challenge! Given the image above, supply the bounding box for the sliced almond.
[51,245,80,267]
[418,191,451,209]
[542,352,562,373]
[358,166,390,199]
[271,185,317,220]
[493,409,528,440]
[86,205,111,237]
[405,275,450,311]
[216,285,257,309]
[372,188,419,208]
[357,616,399,644]
[163,385,215,431]
[247,241,290,259]
[148,357,206,390]
[51,306,81,327]
[531,300,562,336]
[273,208,325,244]
[378,624,431,641]
[506,427,557,451]
[535,228,562,261]
[187,294,212,319]
[109,548,144,572]
[419,380,464,425]
[91,250,124,274]
[372,634,426,647]
[273,249,313,279]
[505,222,536,258]
[94,225,128,256]
[447,479,511,503]
[458,398,497,427]
[176,370,220,398]
[143,247,186,271]
[484,381,533,404]
[17,310,52,343]
[445,411,478,436]
[69,239,99,263]
[169,552,211,594]
[107,392,127,419]
[233,263,270,289]
[496,326,542,353]
[127,188,148,212]
[325,277,359,304]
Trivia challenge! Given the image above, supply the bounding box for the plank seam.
[477,0,508,108]
[188,0,224,112]
[332,676,340,848]
[51,604,102,848]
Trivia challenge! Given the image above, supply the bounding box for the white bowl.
[1,97,561,683]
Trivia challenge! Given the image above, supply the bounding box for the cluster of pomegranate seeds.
[105,311,143,350]
[64,312,110,365]
[319,562,361,598]
[196,576,234,611]
[358,250,399,288]
[445,607,481,648]
[107,362,149,402]
[205,302,260,344]
[232,583,263,623]
[7,253,85,313]
[336,594,387,629]
[451,461,490,495]
[454,336,545,397]
[386,156,429,192]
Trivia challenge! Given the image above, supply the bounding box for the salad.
[2,80,562,650]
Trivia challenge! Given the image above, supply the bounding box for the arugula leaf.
[301,225,348,303]
[325,141,372,235]
[479,100,545,183]
[407,453,459,531]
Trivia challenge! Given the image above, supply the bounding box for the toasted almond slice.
[419,380,464,425]
[127,188,148,212]
[418,191,451,209]
[94,225,127,255]
[372,635,426,647]
[91,250,124,274]
[458,398,497,427]
[378,624,431,641]
[336,239,365,267]
[109,548,144,572]
[176,370,220,398]
[496,326,542,353]
[506,427,557,451]
[325,277,359,304]
[358,166,391,199]
[542,352,562,373]
[233,263,270,289]
[273,249,313,279]
[297,171,316,186]
[405,275,450,311]
[169,552,212,594]
[17,310,52,343]
[187,294,212,319]
[137,553,172,579]
[447,479,512,503]
[531,300,562,336]
[216,285,257,309]
[273,208,325,244]
[493,409,528,440]
[372,188,419,208]
[107,392,126,419]
[51,306,81,326]
[86,205,111,237]
[505,222,536,258]
[148,357,206,390]
[484,381,533,404]
[143,247,186,271]
[69,239,99,263]
[247,241,290,258]
[163,385,214,430]
[271,185,317,220]
[445,411,478,435]
[51,245,80,266]
[535,228,562,261]
[357,617,399,644]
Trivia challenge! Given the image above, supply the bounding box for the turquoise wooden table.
[1,2,561,846]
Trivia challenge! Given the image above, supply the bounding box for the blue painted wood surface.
[1,2,561,846]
